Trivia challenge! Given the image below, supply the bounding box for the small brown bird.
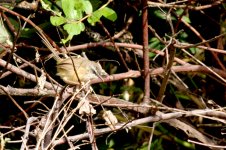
[56,56,108,85]
[40,34,108,85]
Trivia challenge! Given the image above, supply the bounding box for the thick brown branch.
[142,0,150,104]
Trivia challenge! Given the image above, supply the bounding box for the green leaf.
[89,0,102,10]
[62,0,77,19]
[153,9,177,21]
[174,92,190,100]
[179,31,188,39]
[40,0,61,16]
[0,2,15,10]
[73,0,93,14]
[74,0,83,11]
[175,8,191,23]
[87,9,102,25]
[101,7,117,22]
[83,1,93,14]
[175,8,183,16]
[189,47,198,54]
[62,22,85,43]
[149,37,164,50]
[64,22,85,35]
[0,19,12,48]
[50,16,66,26]
[87,7,117,25]
[182,16,191,24]
[150,139,164,150]
[149,37,160,48]
[149,52,156,58]
[107,139,115,148]
[154,10,166,20]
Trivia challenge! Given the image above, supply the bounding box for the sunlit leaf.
[87,9,102,25]
[88,7,117,25]
[102,7,117,22]
[83,0,93,14]
[65,22,85,35]
[50,16,66,26]
[62,22,85,43]
[62,0,77,19]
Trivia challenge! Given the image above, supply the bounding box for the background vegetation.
[0,0,225,149]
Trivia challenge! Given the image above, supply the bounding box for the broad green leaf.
[62,22,85,43]
[74,0,83,11]
[50,16,66,26]
[62,0,77,19]
[87,9,102,25]
[74,10,83,20]
[63,22,85,35]
[88,7,117,25]
[83,1,93,14]
[74,0,93,14]
[102,7,117,22]
[61,34,73,44]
